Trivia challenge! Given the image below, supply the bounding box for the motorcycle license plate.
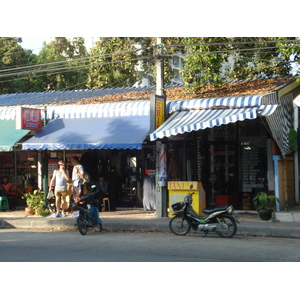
[73,210,79,218]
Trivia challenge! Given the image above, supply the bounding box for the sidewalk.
[1,207,300,238]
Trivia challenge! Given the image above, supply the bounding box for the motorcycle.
[169,189,238,238]
[71,185,103,235]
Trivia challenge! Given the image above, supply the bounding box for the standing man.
[70,156,84,199]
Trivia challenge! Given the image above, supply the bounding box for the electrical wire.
[0,38,298,86]
[2,38,298,75]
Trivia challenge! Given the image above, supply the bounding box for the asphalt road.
[1,228,300,262]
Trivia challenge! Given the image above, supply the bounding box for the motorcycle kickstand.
[202,231,209,237]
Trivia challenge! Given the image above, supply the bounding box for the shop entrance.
[208,142,238,206]
[205,124,238,207]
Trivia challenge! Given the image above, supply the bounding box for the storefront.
[21,103,153,209]
[150,93,294,210]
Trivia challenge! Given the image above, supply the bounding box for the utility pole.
[43,106,48,209]
[155,37,167,217]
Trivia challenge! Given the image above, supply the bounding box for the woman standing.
[49,160,70,217]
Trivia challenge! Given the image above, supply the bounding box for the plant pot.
[25,206,34,215]
[259,209,273,221]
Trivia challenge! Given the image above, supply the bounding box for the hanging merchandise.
[158,143,167,187]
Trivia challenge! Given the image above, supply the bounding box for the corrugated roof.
[0,76,296,108]
[0,84,182,107]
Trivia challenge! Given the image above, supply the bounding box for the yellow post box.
[167,181,206,218]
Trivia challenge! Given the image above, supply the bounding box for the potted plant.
[252,192,279,221]
[22,190,49,216]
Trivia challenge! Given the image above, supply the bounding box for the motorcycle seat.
[203,205,230,214]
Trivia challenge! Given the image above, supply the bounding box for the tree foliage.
[87,37,140,89]
[0,37,35,93]
[0,37,299,94]
[36,37,88,91]
[177,37,298,92]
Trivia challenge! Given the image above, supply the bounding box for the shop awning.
[150,105,278,141]
[22,116,150,150]
[0,120,30,151]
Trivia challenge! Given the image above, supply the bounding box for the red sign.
[16,108,42,130]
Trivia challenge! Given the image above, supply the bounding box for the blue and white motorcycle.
[71,185,103,235]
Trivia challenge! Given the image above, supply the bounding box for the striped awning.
[150,105,278,141]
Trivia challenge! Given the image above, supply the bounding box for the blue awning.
[22,116,150,150]
[150,105,278,141]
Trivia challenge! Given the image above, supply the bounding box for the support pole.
[155,37,167,217]
[43,106,48,209]
[273,155,281,211]
[293,96,300,204]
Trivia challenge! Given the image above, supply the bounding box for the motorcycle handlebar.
[76,189,99,203]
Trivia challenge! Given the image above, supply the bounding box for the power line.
[0,55,152,82]
[163,38,300,49]
[2,38,298,75]
[0,39,298,86]
[0,44,296,79]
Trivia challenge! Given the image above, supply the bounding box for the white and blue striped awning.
[150,105,278,141]
[166,95,265,113]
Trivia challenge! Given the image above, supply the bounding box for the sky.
[21,37,51,54]
[21,37,96,54]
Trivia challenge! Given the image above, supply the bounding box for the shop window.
[17,151,38,193]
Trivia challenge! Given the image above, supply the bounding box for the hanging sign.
[155,95,165,129]
[150,94,166,131]
[16,107,42,130]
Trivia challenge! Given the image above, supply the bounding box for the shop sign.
[155,95,165,129]
[16,107,42,130]
[150,94,166,131]
[167,181,200,190]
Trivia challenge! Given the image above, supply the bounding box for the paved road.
[1,228,300,262]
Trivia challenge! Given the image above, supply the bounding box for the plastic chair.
[103,197,110,211]
[0,196,9,210]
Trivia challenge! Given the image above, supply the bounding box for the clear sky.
[21,37,50,54]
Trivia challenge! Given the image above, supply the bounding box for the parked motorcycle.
[169,188,238,238]
[71,185,103,235]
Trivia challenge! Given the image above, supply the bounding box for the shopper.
[70,156,84,198]
[49,160,70,217]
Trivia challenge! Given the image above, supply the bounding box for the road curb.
[2,217,300,238]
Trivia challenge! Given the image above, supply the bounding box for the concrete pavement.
[1,207,300,238]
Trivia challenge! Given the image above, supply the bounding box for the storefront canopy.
[0,120,30,151]
[150,105,278,141]
[22,116,150,150]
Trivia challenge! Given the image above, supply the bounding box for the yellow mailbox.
[168,181,206,218]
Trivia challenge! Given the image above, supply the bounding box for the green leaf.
[288,128,298,151]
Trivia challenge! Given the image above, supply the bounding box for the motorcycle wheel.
[169,216,191,235]
[216,215,237,238]
[77,212,88,235]
[94,223,103,232]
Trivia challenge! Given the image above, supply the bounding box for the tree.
[35,37,89,91]
[0,37,36,93]
[87,37,140,88]
[177,37,298,92]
